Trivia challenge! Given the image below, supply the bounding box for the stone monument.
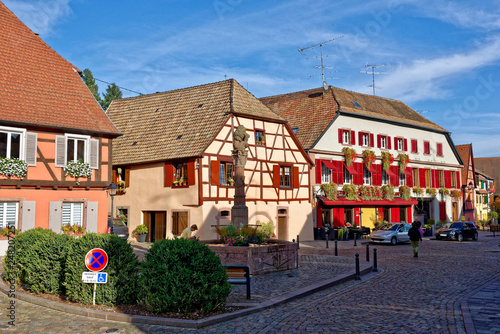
[231,125,250,229]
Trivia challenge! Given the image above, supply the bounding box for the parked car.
[435,221,478,242]
[108,219,129,240]
[370,223,412,245]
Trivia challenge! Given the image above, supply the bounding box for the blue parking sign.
[97,272,107,283]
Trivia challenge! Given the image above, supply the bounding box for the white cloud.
[3,0,72,36]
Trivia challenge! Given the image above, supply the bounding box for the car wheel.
[457,233,463,242]
[436,235,441,240]
[391,237,397,246]
[472,232,478,241]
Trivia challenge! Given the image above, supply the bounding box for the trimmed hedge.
[138,238,231,314]
[4,228,72,294]
[64,233,139,305]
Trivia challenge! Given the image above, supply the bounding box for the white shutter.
[89,139,99,169]
[55,135,66,167]
[0,202,19,229]
[25,132,37,166]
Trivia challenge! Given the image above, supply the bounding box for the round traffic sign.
[85,248,108,272]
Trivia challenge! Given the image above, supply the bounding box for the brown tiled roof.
[0,2,120,136]
[107,79,285,165]
[475,157,500,195]
[456,144,473,186]
[260,86,447,150]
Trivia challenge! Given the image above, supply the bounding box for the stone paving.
[0,231,499,333]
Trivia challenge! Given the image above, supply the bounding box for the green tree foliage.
[101,83,123,111]
[81,68,102,105]
[64,234,139,305]
[138,238,231,314]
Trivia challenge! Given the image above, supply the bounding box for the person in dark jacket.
[408,223,423,257]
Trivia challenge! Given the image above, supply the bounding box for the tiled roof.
[260,86,447,150]
[0,2,120,136]
[475,157,500,195]
[456,144,473,186]
[107,79,285,165]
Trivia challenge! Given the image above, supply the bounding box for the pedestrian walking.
[408,223,422,257]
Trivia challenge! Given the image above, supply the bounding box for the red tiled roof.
[0,2,120,136]
[260,86,447,150]
[456,144,474,186]
[475,157,500,195]
[107,79,286,165]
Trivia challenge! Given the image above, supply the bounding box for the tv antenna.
[359,63,395,96]
[298,36,343,89]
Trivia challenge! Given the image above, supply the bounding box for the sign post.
[84,248,108,305]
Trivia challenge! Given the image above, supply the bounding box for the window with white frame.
[62,202,83,227]
[382,170,389,185]
[342,130,350,144]
[399,171,406,186]
[343,165,352,184]
[0,126,37,166]
[0,202,19,229]
[362,133,369,147]
[363,166,371,185]
[396,138,403,151]
[380,136,387,149]
[55,134,99,169]
[321,163,331,184]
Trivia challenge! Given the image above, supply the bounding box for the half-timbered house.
[456,144,477,222]
[261,86,464,234]
[106,79,313,241]
[0,2,121,243]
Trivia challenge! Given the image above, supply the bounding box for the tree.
[101,83,123,111]
[81,69,102,105]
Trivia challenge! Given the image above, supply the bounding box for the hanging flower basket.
[362,150,376,169]
[426,188,437,197]
[64,160,92,185]
[413,186,424,197]
[342,184,359,201]
[398,154,410,172]
[321,182,338,201]
[342,147,357,167]
[381,184,395,200]
[450,190,462,199]
[399,185,411,201]
[439,188,450,197]
[0,157,28,179]
[381,152,394,171]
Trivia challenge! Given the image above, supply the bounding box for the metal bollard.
[354,233,357,246]
[366,243,370,262]
[297,235,300,249]
[335,240,338,256]
[325,228,329,249]
[355,253,361,280]
[373,248,378,272]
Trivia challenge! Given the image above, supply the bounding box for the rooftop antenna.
[359,63,395,96]
[298,36,343,90]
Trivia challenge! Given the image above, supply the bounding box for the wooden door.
[142,212,151,242]
[278,217,287,240]
[155,211,166,241]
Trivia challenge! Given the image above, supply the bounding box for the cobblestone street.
[1,232,499,333]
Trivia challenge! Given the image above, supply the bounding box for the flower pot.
[139,233,147,242]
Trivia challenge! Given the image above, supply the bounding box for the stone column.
[231,125,250,229]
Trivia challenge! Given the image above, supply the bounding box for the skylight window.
[352,101,362,109]
[132,141,137,146]
[177,135,182,140]
[292,127,299,134]
[198,104,203,108]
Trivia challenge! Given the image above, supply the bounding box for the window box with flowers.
[426,188,437,197]
[451,190,462,200]
[342,147,357,167]
[117,180,126,194]
[362,150,376,169]
[413,186,424,197]
[439,188,450,197]
[359,185,373,200]
[0,227,19,240]
[397,154,409,172]
[64,159,92,185]
[62,223,85,236]
[0,157,28,179]
[399,185,411,200]
[381,151,394,171]
[342,184,359,201]
[382,184,395,200]
[321,182,338,200]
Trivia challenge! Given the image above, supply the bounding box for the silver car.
[370,223,412,246]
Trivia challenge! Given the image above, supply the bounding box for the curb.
[0,260,373,329]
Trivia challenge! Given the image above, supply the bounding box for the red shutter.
[315,159,322,184]
[388,136,392,149]
[403,138,408,151]
[358,132,363,146]
[317,201,323,228]
[354,207,360,227]
[273,164,281,188]
[351,130,356,145]
[211,160,220,185]
[338,161,343,184]
[372,164,380,186]
[390,166,399,186]
[355,162,363,185]
[411,139,417,153]
[394,137,398,150]
[333,207,339,228]
[439,202,446,222]
[377,135,381,148]
[164,162,173,187]
[424,141,430,154]
[456,171,461,189]
[391,207,399,223]
[337,207,345,227]
[406,167,413,187]
[338,129,343,143]
[187,161,196,185]
[293,166,300,189]
[444,170,451,188]
[332,160,339,184]
[407,207,412,222]
[378,207,384,220]
[437,143,443,156]
[370,133,374,147]
[419,168,426,188]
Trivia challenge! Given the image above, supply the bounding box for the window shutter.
[437,143,443,156]
[358,132,363,146]
[406,167,413,187]
[377,135,381,148]
[273,164,281,188]
[315,159,321,184]
[394,137,398,150]
[338,129,343,143]
[332,161,339,184]
[164,162,173,187]
[293,166,300,189]
[403,138,408,151]
[55,135,66,167]
[211,160,220,185]
[351,130,356,145]
[337,161,343,184]
[89,139,99,169]
[444,170,451,188]
[112,170,117,184]
[439,202,446,221]
[411,139,417,153]
[354,207,360,226]
[125,169,130,187]
[355,162,363,185]
[424,141,430,154]
[456,171,461,189]
[370,133,374,147]
[25,132,37,166]
[188,161,196,185]
[390,166,399,186]
[387,136,392,149]
[372,164,380,186]
[391,207,399,223]
[419,168,426,188]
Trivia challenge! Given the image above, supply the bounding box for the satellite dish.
[323,80,328,91]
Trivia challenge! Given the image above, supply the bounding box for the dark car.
[108,219,129,240]
[435,221,478,242]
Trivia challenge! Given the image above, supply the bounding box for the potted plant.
[342,147,357,167]
[321,182,338,200]
[136,224,148,242]
[228,177,234,186]
[381,151,394,171]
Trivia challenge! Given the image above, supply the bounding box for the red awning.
[403,168,412,177]
[322,160,337,170]
[344,163,358,175]
[367,164,377,173]
[384,167,396,176]
[320,197,418,206]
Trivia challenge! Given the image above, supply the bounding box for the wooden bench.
[222,265,251,300]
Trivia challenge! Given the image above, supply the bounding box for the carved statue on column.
[231,125,249,229]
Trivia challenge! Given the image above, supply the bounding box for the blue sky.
[4,0,500,157]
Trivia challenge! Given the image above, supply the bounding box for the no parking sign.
[84,248,108,272]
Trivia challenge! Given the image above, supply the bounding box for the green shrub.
[64,233,139,305]
[257,221,274,238]
[139,238,231,314]
[4,228,72,294]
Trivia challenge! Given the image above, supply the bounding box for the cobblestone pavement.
[1,232,499,333]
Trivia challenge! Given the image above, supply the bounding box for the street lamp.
[108,182,118,233]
